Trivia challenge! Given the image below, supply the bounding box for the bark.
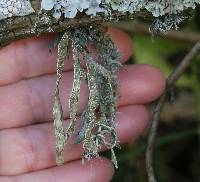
[0,0,149,48]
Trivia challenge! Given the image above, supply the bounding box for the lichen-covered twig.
[53,32,69,165]
[146,40,200,182]
[67,48,84,138]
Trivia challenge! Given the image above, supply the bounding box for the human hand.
[0,28,165,182]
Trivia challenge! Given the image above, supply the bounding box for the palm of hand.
[0,28,165,182]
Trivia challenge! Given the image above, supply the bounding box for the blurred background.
[106,6,200,182]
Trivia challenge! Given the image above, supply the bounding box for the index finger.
[0,28,132,85]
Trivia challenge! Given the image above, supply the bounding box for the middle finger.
[0,65,165,129]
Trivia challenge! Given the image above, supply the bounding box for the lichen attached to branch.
[41,0,200,19]
[53,25,120,167]
[40,0,200,33]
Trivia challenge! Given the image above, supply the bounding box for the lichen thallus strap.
[53,25,121,168]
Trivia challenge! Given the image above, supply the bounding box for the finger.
[0,64,165,129]
[0,105,149,175]
[0,28,132,85]
[0,158,114,182]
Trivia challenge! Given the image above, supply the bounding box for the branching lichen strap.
[83,53,99,159]
[92,58,118,150]
[66,47,84,138]
[97,74,118,168]
[53,96,65,165]
[109,76,118,143]
[105,57,119,169]
[111,148,118,168]
[53,32,69,165]
[94,31,120,167]
[87,56,112,80]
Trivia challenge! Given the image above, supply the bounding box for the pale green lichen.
[67,48,85,138]
[53,32,69,165]
[41,0,200,18]
[40,0,200,33]
[53,26,120,167]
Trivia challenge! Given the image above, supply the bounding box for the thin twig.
[146,40,200,182]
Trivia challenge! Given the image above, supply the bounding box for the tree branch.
[0,0,198,48]
[0,0,149,48]
[146,40,200,182]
